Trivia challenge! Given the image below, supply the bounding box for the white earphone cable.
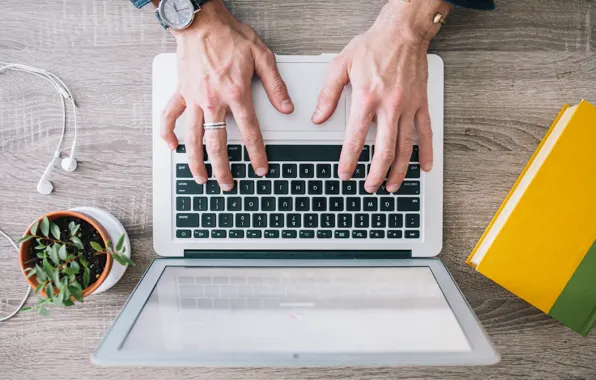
[0,228,31,322]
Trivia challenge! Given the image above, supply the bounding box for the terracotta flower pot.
[19,210,113,298]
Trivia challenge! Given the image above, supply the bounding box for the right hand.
[160,0,294,191]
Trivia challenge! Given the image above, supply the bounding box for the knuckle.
[243,129,263,147]
[206,138,225,154]
[263,49,276,67]
[227,84,245,103]
[344,139,363,155]
[269,77,287,95]
[186,130,200,145]
[378,149,395,163]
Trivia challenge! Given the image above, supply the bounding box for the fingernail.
[339,172,350,181]
[194,176,206,184]
[256,167,268,177]
[313,107,321,119]
[281,99,293,112]
[221,183,234,192]
[365,186,378,194]
[387,184,399,193]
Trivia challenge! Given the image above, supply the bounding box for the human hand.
[160,0,294,191]
[312,0,450,193]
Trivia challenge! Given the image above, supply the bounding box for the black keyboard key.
[201,213,216,227]
[304,214,318,228]
[218,213,234,227]
[317,164,331,178]
[177,197,191,211]
[193,197,208,211]
[363,198,378,211]
[406,164,421,178]
[211,230,227,238]
[176,164,192,178]
[247,230,262,238]
[317,230,332,239]
[321,214,335,228]
[282,164,297,178]
[264,230,280,238]
[265,145,370,162]
[223,180,238,194]
[353,164,366,178]
[347,198,361,211]
[377,182,390,195]
[325,180,340,195]
[338,214,352,228]
[355,214,369,228]
[358,180,373,195]
[333,164,339,178]
[194,230,209,238]
[406,230,420,239]
[388,230,403,239]
[248,165,261,178]
[274,180,289,194]
[177,180,203,194]
[300,164,315,178]
[202,145,209,161]
[335,230,350,239]
[308,180,323,194]
[342,181,357,195]
[206,180,221,195]
[300,230,315,239]
[205,163,213,178]
[411,146,419,162]
[380,197,395,211]
[270,214,284,228]
[236,213,250,228]
[231,164,246,178]
[406,214,420,228]
[257,180,272,195]
[278,197,293,211]
[295,197,310,211]
[287,214,301,228]
[282,230,297,239]
[177,230,191,238]
[329,197,344,211]
[227,197,242,211]
[210,197,225,211]
[397,181,420,195]
[229,230,244,238]
[253,213,267,228]
[240,180,255,194]
[398,197,420,211]
[176,214,199,227]
[291,180,306,194]
[312,197,327,211]
[372,214,386,228]
[227,145,242,161]
[261,197,276,211]
[176,145,186,153]
[370,230,385,239]
[244,197,259,211]
[352,230,367,239]
[389,214,404,228]
[265,164,280,178]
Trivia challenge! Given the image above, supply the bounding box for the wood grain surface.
[1,0,595,379]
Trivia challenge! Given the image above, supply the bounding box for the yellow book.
[467,100,596,336]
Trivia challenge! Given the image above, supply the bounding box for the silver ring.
[203,121,226,130]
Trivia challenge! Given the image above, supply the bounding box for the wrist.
[378,0,452,44]
[170,0,232,39]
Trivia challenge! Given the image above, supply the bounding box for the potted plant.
[18,210,134,315]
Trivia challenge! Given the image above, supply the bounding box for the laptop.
[91,53,499,366]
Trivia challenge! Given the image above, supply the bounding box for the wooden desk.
[1,0,595,378]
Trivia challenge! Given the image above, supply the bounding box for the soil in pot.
[25,216,108,290]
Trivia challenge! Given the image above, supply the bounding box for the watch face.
[161,0,195,29]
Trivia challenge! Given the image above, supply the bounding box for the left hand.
[312,0,450,193]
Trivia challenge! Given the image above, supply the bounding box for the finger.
[338,92,374,181]
[386,115,415,193]
[203,107,234,192]
[229,97,268,177]
[312,58,349,124]
[185,105,208,184]
[415,104,433,171]
[253,47,294,114]
[160,92,186,150]
[366,112,398,193]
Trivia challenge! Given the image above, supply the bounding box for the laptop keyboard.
[174,144,422,240]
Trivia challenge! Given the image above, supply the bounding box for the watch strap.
[130,0,153,9]
[154,8,170,30]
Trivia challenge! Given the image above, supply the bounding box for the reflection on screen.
[122,267,471,353]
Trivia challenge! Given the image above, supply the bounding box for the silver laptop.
[91,53,499,366]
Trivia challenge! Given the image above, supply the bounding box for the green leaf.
[35,282,44,294]
[122,255,136,267]
[63,299,74,307]
[50,222,61,240]
[111,253,127,266]
[40,216,50,238]
[26,269,37,279]
[63,287,71,302]
[21,306,34,313]
[62,267,77,276]
[53,269,61,287]
[83,267,91,288]
[71,236,84,250]
[39,306,49,316]
[70,261,80,274]
[42,258,54,279]
[17,235,36,244]
[116,234,126,252]
[79,255,88,268]
[57,287,66,304]
[34,244,46,251]
[48,246,60,266]
[68,284,83,302]
[35,264,47,281]
[70,223,80,237]
[90,241,104,252]
[46,283,54,298]
[58,244,68,261]
[30,220,39,236]
[68,273,75,283]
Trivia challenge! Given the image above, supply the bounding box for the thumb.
[312,58,349,124]
[253,47,294,114]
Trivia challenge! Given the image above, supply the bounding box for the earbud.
[37,179,54,195]
[61,157,78,172]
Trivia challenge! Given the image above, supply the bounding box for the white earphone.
[0,62,78,195]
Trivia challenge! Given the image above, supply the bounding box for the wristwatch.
[130,0,211,30]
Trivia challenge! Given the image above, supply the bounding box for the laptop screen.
[120,266,471,354]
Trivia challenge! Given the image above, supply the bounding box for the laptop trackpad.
[226,62,347,132]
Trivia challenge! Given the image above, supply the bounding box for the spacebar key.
[264,145,369,162]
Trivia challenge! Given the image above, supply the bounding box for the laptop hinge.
[183,250,412,259]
